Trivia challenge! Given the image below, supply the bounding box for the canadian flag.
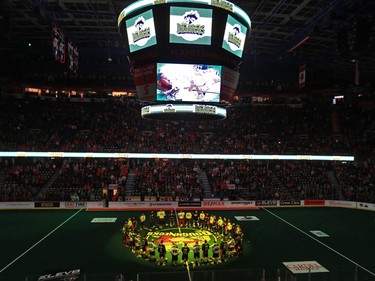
[299,64,306,89]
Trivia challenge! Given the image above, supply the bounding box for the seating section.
[0,96,373,202]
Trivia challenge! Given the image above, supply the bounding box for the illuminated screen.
[169,7,212,45]
[156,63,222,102]
[126,9,157,53]
[222,15,247,58]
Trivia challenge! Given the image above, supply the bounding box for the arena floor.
[0,207,374,281]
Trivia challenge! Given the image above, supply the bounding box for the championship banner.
[299,64,306,89]
[52,22,66,64]
[283,261,329,274]
[68,40,79,73]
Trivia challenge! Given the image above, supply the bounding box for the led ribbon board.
[118,0,251,29]
[0,151,355,161]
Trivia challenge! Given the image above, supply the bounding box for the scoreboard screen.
[222,14,247,58]
[156,62,222,103]
[126,9,157,53]
[169,7,213,45]
[118,0,251,118]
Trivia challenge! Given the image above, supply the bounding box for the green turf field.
[0,207,374,281]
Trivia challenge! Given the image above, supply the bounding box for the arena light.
[0,151,354,161]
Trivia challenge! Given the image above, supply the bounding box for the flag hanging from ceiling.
[354,60,360,86]
[68,40,79,73]
[299,64,306,89]
[52,22,66,64]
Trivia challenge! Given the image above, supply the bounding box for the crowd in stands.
[0,96,372,157]
[44,159,129,202]
[1,159,56,201]
[205,161,280,200]
[0,95,374,203]
[274,161,334,200]
[333,161,375,203]
[132,159,203,201]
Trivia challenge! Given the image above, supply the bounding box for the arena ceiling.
[0,0,374,86]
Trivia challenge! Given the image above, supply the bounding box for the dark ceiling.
[0,0,374,87]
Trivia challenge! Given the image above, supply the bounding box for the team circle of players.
[122,210,244,267]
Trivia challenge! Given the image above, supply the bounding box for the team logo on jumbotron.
[132,16,151,43]
[163,104,176,113]
[177,10,205,40]
[146,228,216,251]
[227,24,242,49]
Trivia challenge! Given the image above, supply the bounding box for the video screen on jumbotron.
[222,14,248,58]
[169,7,212,45]
[126,9,157,53]
[156,63,222,102]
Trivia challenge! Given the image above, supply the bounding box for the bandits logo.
[146,228,216,251]
[122,212,245,266]
[227,24,242,49]
[177,10,205,40]
[132,16,151,44]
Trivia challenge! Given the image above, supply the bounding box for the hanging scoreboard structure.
[118,0,251,120]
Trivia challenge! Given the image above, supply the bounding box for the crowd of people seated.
[333,161,375,203]
[0,95,373,203]
[205,160,280,200]
[1,158,373,203]
[1,159,56,201]
[43,159,129,202]
[0,96,372,157]
[132,159,203,201]
[274,161,334,200]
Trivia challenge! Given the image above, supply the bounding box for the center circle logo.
[146,228,217,251]
[121,210,244,267]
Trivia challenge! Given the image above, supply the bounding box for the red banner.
[299,64,306,89]
[52,22,66,64]
[304,200,325,206]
